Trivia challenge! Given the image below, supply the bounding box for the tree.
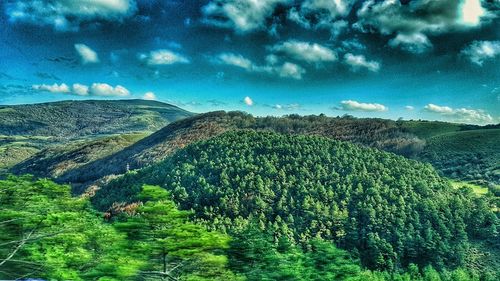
[114,185,240,281]
[0,175,141,280]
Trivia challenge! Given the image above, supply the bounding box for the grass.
[400,120,463,139]
[449,180,489,196]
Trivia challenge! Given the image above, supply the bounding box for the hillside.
[0,99,193,172]
[93,131,499,274]
[418,129,500,184]
[17,111,498,191]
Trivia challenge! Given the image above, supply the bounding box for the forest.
[1,175,496,281]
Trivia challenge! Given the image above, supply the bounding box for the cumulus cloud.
[213,52,306,79]
[74,44,99,64]
[275,62,305,79]
[301,0,353,19]
[461,40,500,66]
[424,103,494,124]
[6,0,137,31]
[90,83,130,96]
[244,96,253,106]
[270,40,337,63]
[405,105,415,111]
[338,100,388,112]
[140,49,190,66]
[388,33,433,54]
[202,0,290,33]
[289,0,354,37]
[32,83,70,93]
[216,53,253,70]
[72,83,89,96]
[343,53,380,72]
[143,92,156,100]
[355,0,490,53]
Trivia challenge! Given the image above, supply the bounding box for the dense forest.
[94,131,499,279]
[1,175,496,281]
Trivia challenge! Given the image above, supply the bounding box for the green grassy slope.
[0,99,193,138]
[0,99,194,172]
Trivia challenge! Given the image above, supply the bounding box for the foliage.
[0,175,143,280]
[94,131,499,274]
[0,176,238,280]
[113,185,241,281]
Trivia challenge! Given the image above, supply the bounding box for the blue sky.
[0,0,499,124]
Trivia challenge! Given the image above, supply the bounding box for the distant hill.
[0,99,194,172]
[12,111,498,192]
[0,99,193,138]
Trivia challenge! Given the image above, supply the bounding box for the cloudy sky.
[0,0,499,124]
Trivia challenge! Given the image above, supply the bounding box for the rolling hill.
[0,99,194,173]
[12,110,498,192]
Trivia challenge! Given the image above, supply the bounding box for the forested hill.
[28,111,498,190]
[93,131,499,275]
[0,99,193,138]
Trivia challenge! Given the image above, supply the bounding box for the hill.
[0,99,193,172]
[93,131,499,273]
[19,111,498,191]
[418,129,500,184]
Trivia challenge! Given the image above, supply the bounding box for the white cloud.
[274,103,300,110]
[72,83,89,96]
[6,0,137,31]
[244,96,253,106]
[405,105,415,111]
[90,83,130,96]
[339,100,387,112]
[32,83,70,94]
[355,0,491,54]
[270,40,337,63]
[301,0,353,19]
[143,92,156,100]
[356,0,489,35]
[33,82,130,97]
[343,53,380,72]
[289,0,355,36]
[140,49,190,66]
[74,44,99,64]
[424,103,494,124]
[461,40,500,66]
[424,104,454,114]
[388,33,433,54]
[202,0,290,33]
[213,53,306,80]
[216,53,254,70]
[275,62,305,80]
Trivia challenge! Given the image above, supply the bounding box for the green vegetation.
[417,129,500,184]
[11,133,148,180]
[2,175,496,280]
[0,99,192,138]
[94,131,499,277]
[0,176,237,280]
[0,99,193,172]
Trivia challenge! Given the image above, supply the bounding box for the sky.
[0,0,499,124]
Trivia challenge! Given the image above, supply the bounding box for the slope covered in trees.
[93,131,499,275]
[24,111,498,192]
